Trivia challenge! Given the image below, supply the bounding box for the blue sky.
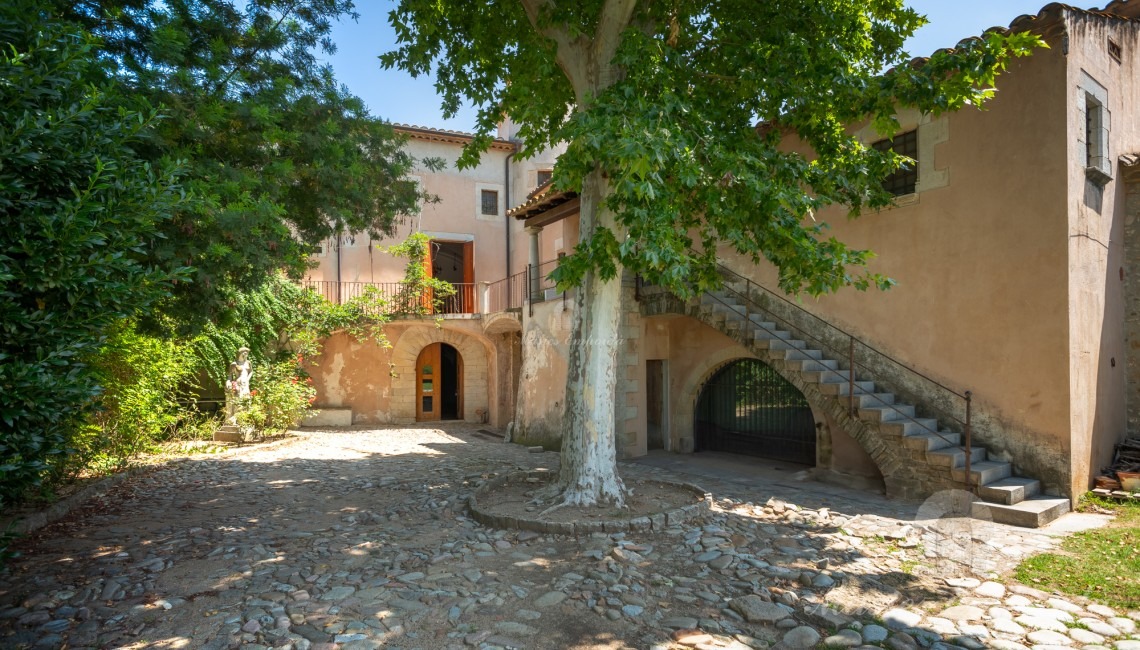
[325,0,1054,132]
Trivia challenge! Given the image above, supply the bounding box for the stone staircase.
[691,288,1070,528]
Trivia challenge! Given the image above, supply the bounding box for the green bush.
[0,4,181,508]
[240,360,317,435]
[77,325,206,473]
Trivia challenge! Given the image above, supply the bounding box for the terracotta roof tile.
[392,123,517,150]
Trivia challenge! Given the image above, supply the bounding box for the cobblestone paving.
[1,424,1138,650]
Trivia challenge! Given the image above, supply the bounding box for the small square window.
[872,130,918,196]
[536,169,553,188]
[1108,39,1122,63]
[480,189,499,216]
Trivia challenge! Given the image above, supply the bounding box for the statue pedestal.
[213,425,243,443]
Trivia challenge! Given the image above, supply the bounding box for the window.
[1080,72,1111,184]
[480,189,499,216]
[872,129,918,196]
[536,169,553,188]
[1108,39,1122,64]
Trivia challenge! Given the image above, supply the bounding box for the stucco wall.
[1065,12,1139,497]
[720,35,1075,494]
[308,321,497,425]
[308,133,564,289]
[513,299,573,448]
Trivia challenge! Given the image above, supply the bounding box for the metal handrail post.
[848,335,855,416]
[964,391,973,491]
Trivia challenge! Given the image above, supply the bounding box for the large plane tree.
[383,0,1040,510]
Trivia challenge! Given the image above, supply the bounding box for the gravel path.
[1,424,1137,650]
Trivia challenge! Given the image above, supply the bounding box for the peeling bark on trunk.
[551,169,627,508]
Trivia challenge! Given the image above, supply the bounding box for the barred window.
[873,129,918,196]
[536,169,553,188]
[480,189,499,216]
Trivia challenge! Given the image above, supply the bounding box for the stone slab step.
[972,496,1071,528]
[213,426,243,443]
[818,380,876,397]
[880,418,941,437]
[951,460,1011,486]
[760,337,807,351]
[926,445,986,468]
[783,348,824,361]
[786,358,840,372]
[976,476,1041,505]
[851,392,895,408]
[901,430,961,451]
[857,403,916,422]
[803,368,854,384]
[753,329,791,341]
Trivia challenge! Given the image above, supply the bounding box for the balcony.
[302,260,566,317]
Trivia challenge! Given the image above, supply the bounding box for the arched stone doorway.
[416,343,463,421]
[694,358,816,465]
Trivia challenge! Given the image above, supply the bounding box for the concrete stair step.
[880,418,940,437]
[786,358,840,372]
[760,337,807,351]
[976,477,1042,505]
[901,430,961,451]
[753,329,790,341]
[857,403,916,422]
[971,496,1071,528]
[747,316,776,329]
[851,392,895,408]
[951,460,1011,486]
[784,348,824,361]
[803,368,854,384]
[926,444,987,468]
[818,380,876,397]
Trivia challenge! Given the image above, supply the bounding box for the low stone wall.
[467,470,711,535]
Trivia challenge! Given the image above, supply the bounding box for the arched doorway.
[694,359,816,464]
[416,343,463,421]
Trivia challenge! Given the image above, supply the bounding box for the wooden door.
[421,240,434,312]
[416,343,441,421]
[462,241,475,313]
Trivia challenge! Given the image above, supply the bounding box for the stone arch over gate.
[390,326,491,424]
[675,344,909,493]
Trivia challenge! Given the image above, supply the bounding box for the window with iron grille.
[536,169,553,188]
[872,129,918,196]
[480,189,499,216]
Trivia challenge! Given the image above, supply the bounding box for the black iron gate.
[694,359,816,465]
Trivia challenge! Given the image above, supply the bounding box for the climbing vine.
[387,232,456,316]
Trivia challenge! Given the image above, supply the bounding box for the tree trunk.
[551,168,627,508]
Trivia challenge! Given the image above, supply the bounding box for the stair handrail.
[682,263,977,488]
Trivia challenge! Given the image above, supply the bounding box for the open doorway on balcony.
[430,240,474,313]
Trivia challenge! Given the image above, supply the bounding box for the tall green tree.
[0,2,181,506]
[61,0,431,329]
[383,0,1041,508]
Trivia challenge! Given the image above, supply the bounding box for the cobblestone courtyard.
[2,424,1138,650]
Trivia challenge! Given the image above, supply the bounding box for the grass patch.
[1014,494,1140,608]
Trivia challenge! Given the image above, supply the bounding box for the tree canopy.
[60,0,430,329]
[0,1,181,504]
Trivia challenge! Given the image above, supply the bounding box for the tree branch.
[592,0,638,71]
[518,0,590,95]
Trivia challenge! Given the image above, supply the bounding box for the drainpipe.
[505,150,516,279]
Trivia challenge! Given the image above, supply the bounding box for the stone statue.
[225,347,253,425]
